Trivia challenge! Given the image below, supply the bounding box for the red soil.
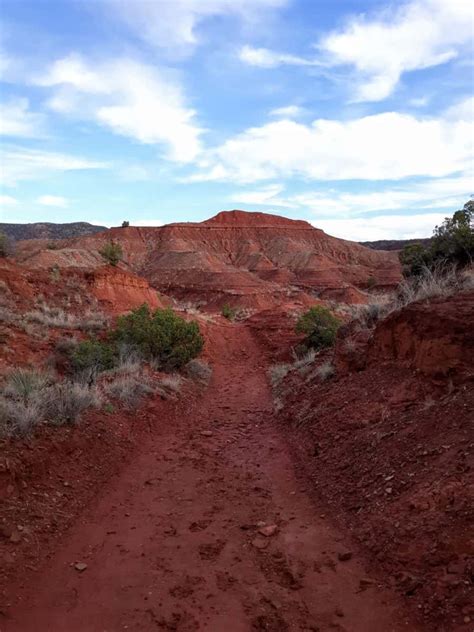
[1,324,419,631]
[265,294,474,631]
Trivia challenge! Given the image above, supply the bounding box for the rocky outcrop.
[64,210,401,308]
[368,291,474,377]
[86,266,161,314]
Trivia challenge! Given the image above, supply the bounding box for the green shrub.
[70,339,116,382]
[366,276,377,289]
[221,303,237,320]
[295,306,340,351]
[99,241,123,266]
[0,232,10,257]
[121,221,130,228]
[113,304,204,370]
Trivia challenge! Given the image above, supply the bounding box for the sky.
[0,0,473,241]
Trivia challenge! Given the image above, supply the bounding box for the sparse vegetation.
[295,306,341,351]
[25,303,107,330]
[0,232,9,257]
[43,382,102,424]
[99,240,123,267]
[113,304,204,370]
[121,221,130,228]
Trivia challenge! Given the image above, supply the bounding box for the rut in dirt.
[6,324,418,632]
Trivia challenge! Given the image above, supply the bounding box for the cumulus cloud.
[0,98,45,138]
[105,0,288,55]
[239,0,474,102]
[37,195,68,208]
[313,213,448,241]
[187,100,473,183]
[0,146,107,187]
[37,54,203,163]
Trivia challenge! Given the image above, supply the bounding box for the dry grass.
[43,382,102,425]
[269,363,291,388]
[316,361,335,381]
[185,359,212,384]
[25,303,108,331]
[105,374,154,408]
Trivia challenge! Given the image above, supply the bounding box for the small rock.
[9,531,21,544]
[359,578,375,589]
[256,521,266,528]
[337,551,352,562]
[258,524,278,537]
[251,537,269,550]
[385,487,393,494]
[463,616,471,624]
[201,430,214,437]
[74,562,88,572]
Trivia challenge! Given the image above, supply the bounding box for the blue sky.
[0,0,472,240]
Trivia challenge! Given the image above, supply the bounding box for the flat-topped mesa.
[203,210,313,229]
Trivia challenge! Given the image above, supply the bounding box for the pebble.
[74,562,88,572]
[337,551,352,562]
[258,524,278,537]
[201,430,214,437]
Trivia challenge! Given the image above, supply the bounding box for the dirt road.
[6,324,418,631]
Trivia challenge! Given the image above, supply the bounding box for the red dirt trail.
[5,325,419,631]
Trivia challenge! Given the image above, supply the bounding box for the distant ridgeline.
[0,222,108,241]
[361,238,432,251]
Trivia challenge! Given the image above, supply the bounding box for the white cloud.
[37,54,203,163]
[0,98,45,137]
[289,173,472,216]
[0,146,108,187]
[320,0,473,102]
[188,100,473,183]
[313,212,447,241]
[37,195,68,208]
[239,1,473,102]
[269,105,306,119]
[0,195,18,207]
[105,0,288,54]
[239,46,321,68]
[230,184,295,207]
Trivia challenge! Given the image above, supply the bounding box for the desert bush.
[113,304,204,370]
[99,241,123,266]
[185,359,212,384]
[70,339,117,383]
[105,374,154,408]
[43,382,102,424]
[316,361,335,381]
[221,303,237,320]
[295,306,340,351]
[121,220,130,228]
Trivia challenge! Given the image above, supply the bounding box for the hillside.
[361,237,432,251]
[0,221,107,241]
[17,210,401,308]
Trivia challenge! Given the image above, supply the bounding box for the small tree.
[113,304,204,370]
[99,241,123,267]
[70,339,116,384]
[0,232,10,257]
[295,306,340,351]
[221,303,237,320]
[400,200,473,276]
[121,221,130,228]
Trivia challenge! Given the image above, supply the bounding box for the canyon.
[0,210,472,631]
